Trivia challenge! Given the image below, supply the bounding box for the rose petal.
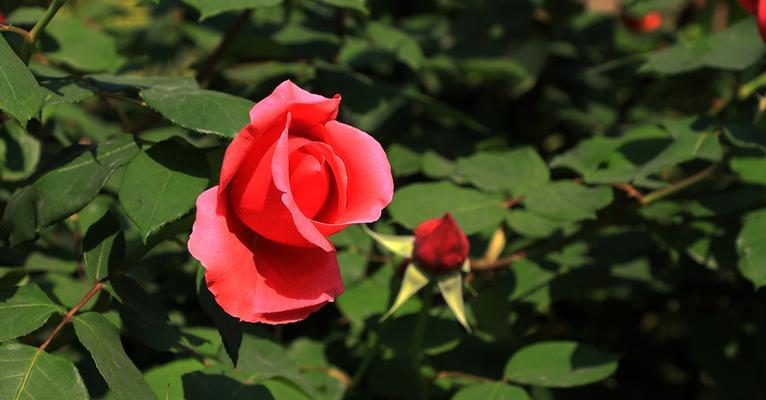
[322,120,394,224]
[188,187,343,324]
[740,0,758,14]
[219,80,340,192]
[290,149,331,219]
[272,114,335,251]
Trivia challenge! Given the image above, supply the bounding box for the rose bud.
[412,213,470,275]
[622,11,662,33]
[188,81,393,324]
[739,0,766,42]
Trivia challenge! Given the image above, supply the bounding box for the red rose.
[412,213,470,275]
[188,81,394,324]
[622,11,662,33]
[739,0,766,41]
[0,11,5,24]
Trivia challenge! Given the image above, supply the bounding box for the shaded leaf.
[183,0,283,20]
[2,136,139,246]
[737,208,766,289]
[82,212,125,282]
[73,312,157,400]
[642,19,766,74]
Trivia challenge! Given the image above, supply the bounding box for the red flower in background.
[739,0,766,41]
[413,213,470,275]
[188,80,394,324]
[0,11,5,24]
[622,11,663,33]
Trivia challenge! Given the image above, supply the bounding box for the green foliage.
[503,342,620,388]
[0,37,44,124]
[0,343,89,400]
[1,0,766,399]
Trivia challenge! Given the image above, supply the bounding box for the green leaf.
[642,19,766,75]
[723,123,766,154]
[73,312,157,400]
[336,265,394,324]
[389,181,506,234]
[421,150,456,179]
[144,359,205,399]
[181,372,274,400]
[183,0,282,20]
[550,125,668,185]
[387,143,422,177]
[0,120,40,182]
[522,182,613,222]
[381,263,429,321]
[141,87,253,138]
[2,136,140,246]
[233,335,315,397]
[0,343,89,400]
[0,36,45,124]
[118,138,209,242]
[737,208,766,289]
[109,275,190,354]
[86,74,199,92]
[45,16,126,72]
[633,118,722,180]
[366,22,424,70]
[39,79,94,106]
[505,210,572,239]
[452,383,530,400]
[503,341,620,387]
[454,147,549,195]
[0,284,65,342]
[730,155,766,185]
[318,0,369,15]
[82,212,125,282]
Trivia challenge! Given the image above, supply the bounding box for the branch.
[613,183,647,204]
[642,163,718,204]
[38,281,104,352]
[196,9,253,84]
[433,371,496,383]
[20,0,68,64]
[0,24,32,43]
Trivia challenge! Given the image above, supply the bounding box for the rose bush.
[188,80,393,324]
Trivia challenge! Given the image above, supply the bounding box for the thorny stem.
[20,0,68,64]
